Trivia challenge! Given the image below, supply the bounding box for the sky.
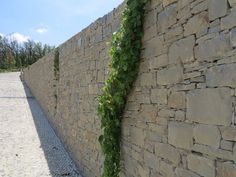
[0,0,124,46]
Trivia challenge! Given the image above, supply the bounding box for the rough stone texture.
[158,4,177,33]
[230,27,236,47]
[194,34,230,62]
[206,63,236,88]
[155,142,181,165]
[168,35,195,64]
[168,91,185,109]
[187,154,215,177]
[229,0,236,7]
[193,124,221,148]
[221,8,236,30]
[208,0,227,21]
[168,122,193,150]
[175,168,201,177]
[184,11,209,36]
[217,162,236,177]
[23,1,236,177]
[186,88,232,126]
[156,64,183,85]
[221,127,236,141]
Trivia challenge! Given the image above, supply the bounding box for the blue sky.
[0,0,123,46]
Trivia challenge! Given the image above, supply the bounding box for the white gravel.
[0,72,82,177]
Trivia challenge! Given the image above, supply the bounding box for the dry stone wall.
[23,0,236,177]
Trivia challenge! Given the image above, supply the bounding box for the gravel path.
[0,72,81,177]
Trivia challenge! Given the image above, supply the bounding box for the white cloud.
[7,33,30,43]
[0,33,3,37]
[35,27,48,34]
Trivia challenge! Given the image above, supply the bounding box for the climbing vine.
[53,48,60,111]
[54,48,60,81]
[97,0,148,176]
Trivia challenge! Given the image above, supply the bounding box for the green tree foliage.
[97,0,148,176]
[0,35,54,71]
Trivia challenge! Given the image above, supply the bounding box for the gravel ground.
[0,72,82,177]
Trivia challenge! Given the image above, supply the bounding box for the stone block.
[156,64,183,85]
[163,0,177,7]
[206,63,236,88]
[208,0,228,21]
[193,124,221,148]
[169,35,195,64]
[142,35,164,58]
[139,104,157,122]
[175,110,185,121]
[168,91,185,109]
[175,167,201,177]
[194,34,230,62]
[144,150,159,169]
[220,140,234,151]
[140,73,155,86]
[217,162,236,177]
[187,154,215,177]
[230,27,236,47]
[184,11,209,36]
[149,54,168,70]
[191,0,208,14]
[220,127,236,141]
[186,88,232,126]
[130,127,145,146]
[221,8,236,30]
[155,142,181,165]
[168,121,193,150]
[150,88,168,104]
[229,0,236,7]
[160,161,174,177]
[158,4,177,32]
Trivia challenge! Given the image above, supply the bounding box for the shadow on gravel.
[21,80,81,177]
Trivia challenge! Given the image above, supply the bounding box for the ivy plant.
[97,0,148,176]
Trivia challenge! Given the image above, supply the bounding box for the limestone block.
[221,127,236,141]
[156,64,183,85]
[169,35,195,64]
[184,11,209,36]
[230,27,236,47]
[220,140,234,151]
[191,0,208,14]
[208,0,228,21]
[150,88,168,104]
[194,34,230,61]
[175,110,185,121]
[229,0,236,7]
[144,150,159,169]
[160,161,174,177]
[206,63,236,88]
[168,121,193,150]
[186,88,232,126]
[175,167,201,177]
[168,91,185,109]
[140,73,156,86]
[193,124,221,148]
[158,4,177,32]
[155,142,181,165]
[130,127,145,146]
[187,154,215,177]
[217,162,236,177]
[221,8,236,30]
[163,0,177,7]
[158,109,175,118]
[149,54,168,70]
[139,104,157,122]
[142,35,164,58]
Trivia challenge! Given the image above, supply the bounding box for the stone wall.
[23,0,236,177]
